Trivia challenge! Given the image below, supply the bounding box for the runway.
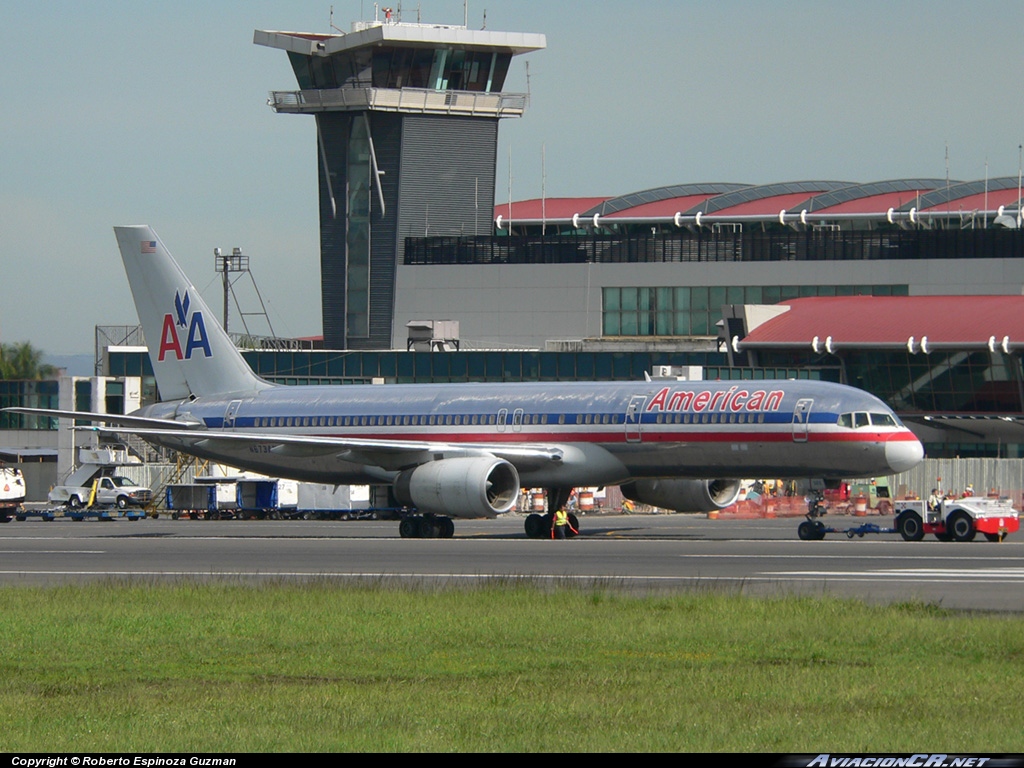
[1,513,1022,610]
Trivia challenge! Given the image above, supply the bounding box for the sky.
[3,0,1023,354]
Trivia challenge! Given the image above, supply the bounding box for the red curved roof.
[744,296,1024,345]
[495,198,609,220]
[711,191,830,217]
[816,190,936,214]
[602,195,720,218]
[919,188,1022,213]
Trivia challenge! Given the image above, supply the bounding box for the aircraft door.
[512,408,524,432]
[625,395,646,443]
[792,398,812,442]
[223,399,243,430]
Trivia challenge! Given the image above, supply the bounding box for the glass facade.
[107,348,822,388]
[405,229,1024,265]
[288,46,512,93]
[346,117,371,340]
[0,380,59,430]
[603,285,909,337]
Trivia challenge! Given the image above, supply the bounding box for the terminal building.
[6,9,1024,489]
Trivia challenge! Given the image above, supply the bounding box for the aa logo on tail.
[158,291,212,361]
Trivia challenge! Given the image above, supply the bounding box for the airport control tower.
[255,9,545,350]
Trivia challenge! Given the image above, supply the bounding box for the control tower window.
[364,48,515,92]
[372,48,442,89]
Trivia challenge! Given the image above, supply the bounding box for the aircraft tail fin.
[114,225,270,401]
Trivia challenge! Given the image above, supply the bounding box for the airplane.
[8,225,924,538]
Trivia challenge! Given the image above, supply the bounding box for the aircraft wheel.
[948,511,976,542]
[419,517,438,538]
[897,512,925,542]
[567,513,580,537]
[440,518,455,538]
[984,532,1004,542]
[524,513,545,538]
[399,518,418,538]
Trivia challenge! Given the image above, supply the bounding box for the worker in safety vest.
[551,508,578,539]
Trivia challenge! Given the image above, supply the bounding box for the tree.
[0,341,59,380]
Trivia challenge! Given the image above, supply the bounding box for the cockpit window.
[870,412,896,427]
[839,410,899,428]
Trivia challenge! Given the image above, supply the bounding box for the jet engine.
[621,478,741,513]
[394,457,520,518]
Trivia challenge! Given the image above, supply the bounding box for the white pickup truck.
[49,475,153,510]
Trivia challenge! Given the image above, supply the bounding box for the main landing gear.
[524,487,580,539]
[399,513,455,539]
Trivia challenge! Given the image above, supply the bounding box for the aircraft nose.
[886,433,924,473]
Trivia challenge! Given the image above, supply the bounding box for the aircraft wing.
[78,424,564,473]
[4,407,203,430]
[3,407,564,471]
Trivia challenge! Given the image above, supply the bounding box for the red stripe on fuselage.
[234,428,918,445]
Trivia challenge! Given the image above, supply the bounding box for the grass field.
[1,581,1022,752]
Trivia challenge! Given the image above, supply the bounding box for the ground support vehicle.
[893,498,1019,542]
[14,508,57,522]
[166,484,219,519]
[301,507,386,521]
[64,506,147,521]
[235,479,298,519]
[50,475,153,510]
[799,519,900,540]
[797,494,1019,542]
[797,492,898,540]
[0,466,27,522]
[6,505,144,522]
